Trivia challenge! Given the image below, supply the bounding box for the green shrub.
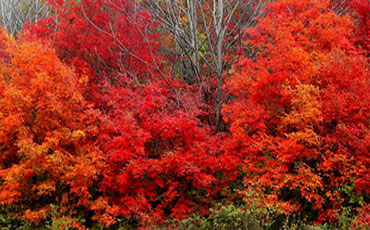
[174,203,275,230]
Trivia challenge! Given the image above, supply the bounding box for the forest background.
[0,0,369,229]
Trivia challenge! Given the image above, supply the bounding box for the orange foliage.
[0,29,107,224]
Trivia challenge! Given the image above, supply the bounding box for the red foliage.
[98,76,239,225]
[25,0,242,225]
[224,0,370,223]
[348,0,370,54]
[26,0,162,83]
[25,0,168,122]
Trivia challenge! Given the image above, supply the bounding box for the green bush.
[174,203,275,230]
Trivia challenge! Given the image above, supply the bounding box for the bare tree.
[330,0,350,15]
[143,0,265,132]
[0,0,50,36]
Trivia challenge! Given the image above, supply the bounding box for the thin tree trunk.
[215,0,223,132]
